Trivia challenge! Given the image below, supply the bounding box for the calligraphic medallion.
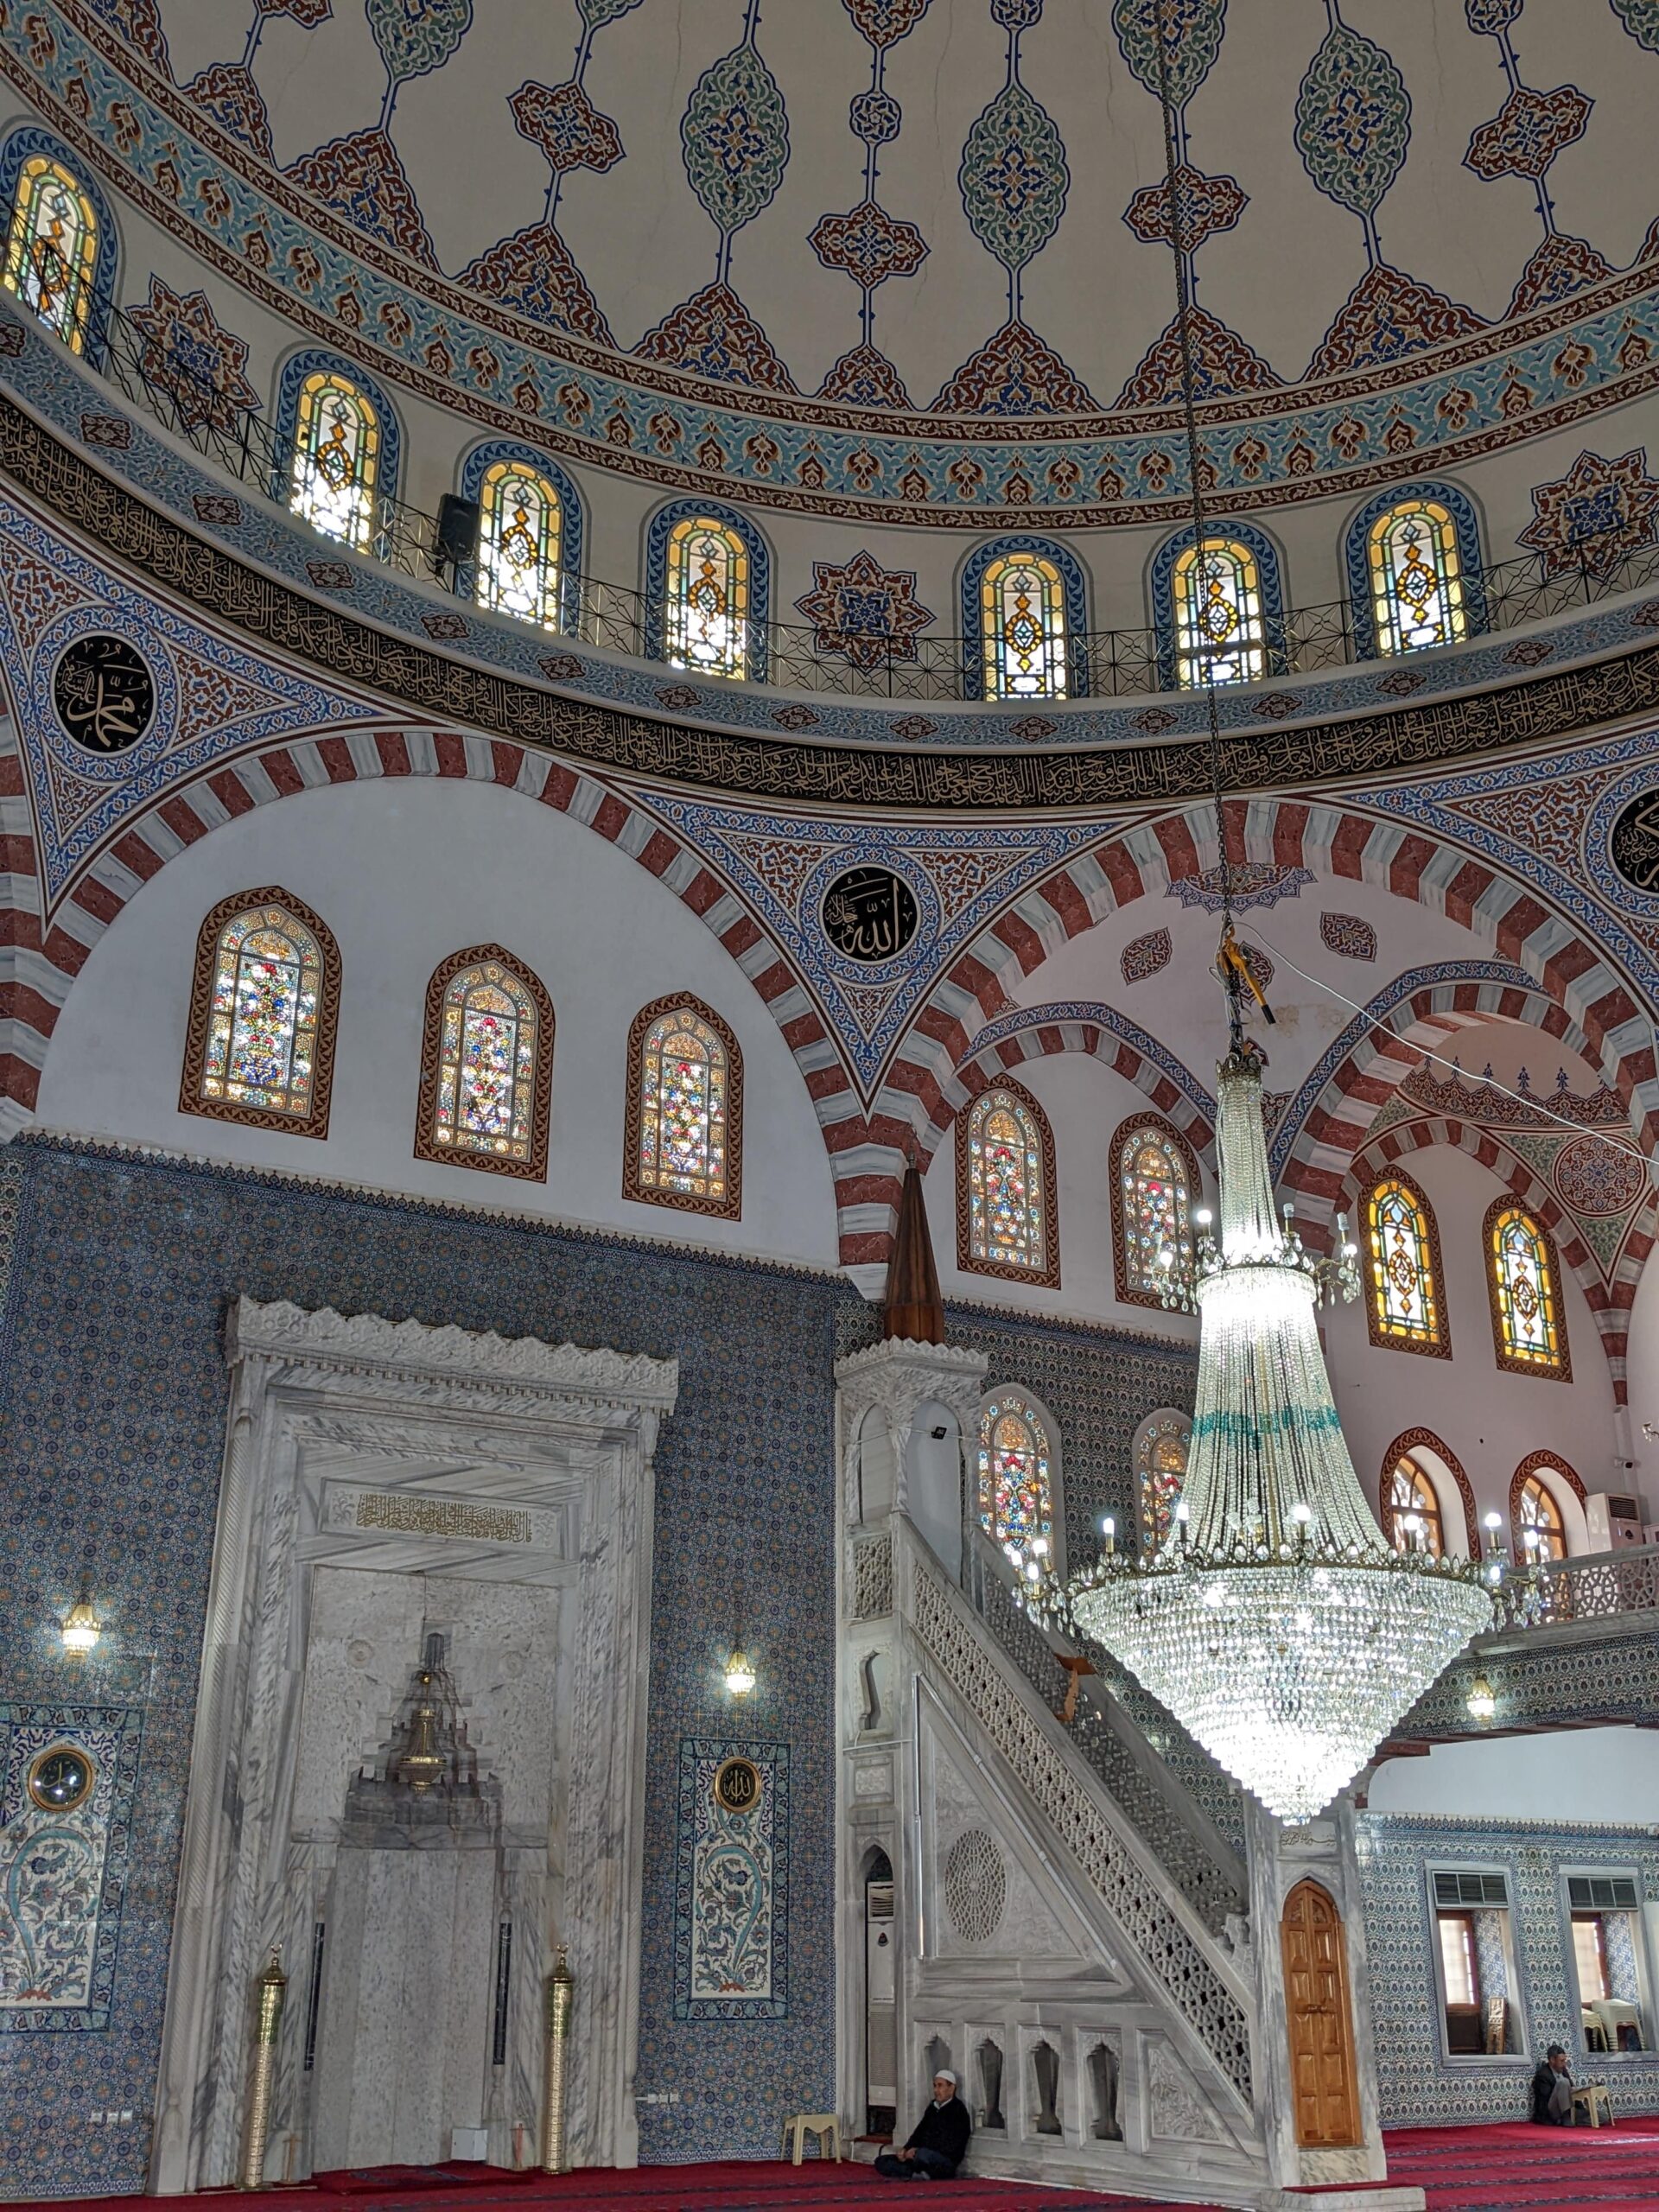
[52,634,156,757]
[28,1744,94,1811]
[1610,790,1659,894]
[821,866,918,963]
[712,1755,762,1815]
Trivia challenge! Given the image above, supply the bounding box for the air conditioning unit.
[1586,1491,1645,1549]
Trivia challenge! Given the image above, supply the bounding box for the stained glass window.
[1368,498,1468,658]
[1113,1119,1193,1305]
[181,890,340,1138]
[626,997,741,1218]
[1172,537,1268,690]
[1387,1459,1444,1557]
[1135,1408,1191,1553]
[1365,1175,1443,1349]
[1516,1474,1567,1564]
[414,947,552,1181]
[664,515,750,678]
[960,1084,1057,1282]
[2,155,98,352]
[477,458,563,629]
[289,369,382,551]
[979,550,1070,701]
[976,1394,1053,1563]
[1489,1205,1566,1374]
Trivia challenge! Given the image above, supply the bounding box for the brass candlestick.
[539,1946,574,2175]
[238,1948,287,2190]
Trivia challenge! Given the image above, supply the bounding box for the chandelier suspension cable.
[1149,0,1244,1044]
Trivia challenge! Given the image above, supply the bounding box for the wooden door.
[1280,1879,1362,2148]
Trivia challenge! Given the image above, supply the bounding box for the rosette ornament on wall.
[1295,1,1486,378]
[636,0,798,392]
[935,0,1097,415]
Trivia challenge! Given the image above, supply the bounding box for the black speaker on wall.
[433,493,480,571]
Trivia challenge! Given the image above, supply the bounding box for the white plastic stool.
[782,2113,842,2164]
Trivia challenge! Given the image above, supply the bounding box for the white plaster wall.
[1367,1728,1659,1827]
[32,775,843,1270]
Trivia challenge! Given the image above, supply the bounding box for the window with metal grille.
[1433,1871,1510,1908]
[1568,1876,1639,1911]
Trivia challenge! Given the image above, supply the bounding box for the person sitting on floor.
[874,2070,972,2180]
[1531,2044,1573,2125]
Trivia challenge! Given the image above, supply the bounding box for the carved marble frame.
[149,1296,678,2192]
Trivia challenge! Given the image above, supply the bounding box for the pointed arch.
[644,499,770,680]
[460,440,585,633]
[413,943,553,1181]
[0,127,117,357]
[1151,520,1286,690]
[1378,1429,1479,1559]
[1362,1166,1449,1357]
[959,535,1089,702]
[178,886,340,1138]
[621,992,742,1219]
[1109,1110,1200,1309]
[1133,1406,1192,1554]
[956,1075,1059,1287]
[1484,1195,1571,1379]
[273,349,402,556]
[1344,481,1484,659]
[975,1386,1059,1567]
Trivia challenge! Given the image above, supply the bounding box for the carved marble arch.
[1109,1111,1200,1310]
[1377,1428,1479,1559]
[1361,1168,1449,1359]
[621,992,742,1220]
[956,1076,1059,1288]
[178,885,340,1139]
[1510,1451,1588,1563]
[1484,1195,1571,1381]
[413,944,554,1182]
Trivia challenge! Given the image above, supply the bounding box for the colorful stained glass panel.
[477,459,563,628]
[1366,1177,1441,1344]
[1119,1127,1191,1297]
[638,1007,728,1201]
[1491,1207,1562,1370]
[1369,499,1467,657]
[289,371,380,551]
[1172,538,1267,689]
[979,552,1071,701]
[431,963,538,1161]
[2,156,98,352]
[967,1090,1048,1271]
[977,1395,1053,1560]
[200,906,321,1116]
[664,517,749,677]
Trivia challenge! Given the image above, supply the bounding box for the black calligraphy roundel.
[52,633,157,757]
[713,1756,761,1814]
[29,1745,93,1811]
[821,866,919,964]
[1610,791,1659,895]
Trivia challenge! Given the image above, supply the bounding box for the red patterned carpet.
[25,2127,1659,2212]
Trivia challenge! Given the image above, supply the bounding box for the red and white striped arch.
[1342,1116,1655,1405]
[830,795,1659,1269]
[946,1002,1216,1165]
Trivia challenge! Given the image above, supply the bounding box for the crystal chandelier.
[1031,1014,1496,1824]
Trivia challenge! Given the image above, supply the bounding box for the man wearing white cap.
[874,2069,971,2180]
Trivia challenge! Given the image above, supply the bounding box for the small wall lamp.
[1465,1674,1497,1724]
[60,1588,102,1658]
[723,1647,756,1697]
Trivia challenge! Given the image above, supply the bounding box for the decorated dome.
[8,0,1659,532]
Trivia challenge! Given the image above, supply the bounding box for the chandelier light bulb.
[1195,1207,1213,1226]
[1045,1032,1494,1824]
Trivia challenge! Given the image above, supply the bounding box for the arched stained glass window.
[414,945,552,1181]
[664,514,751,678]
[1111,1115,1197,1308]
[1385,1458,1444,1557]
[1171,537,1268,690]
[1367,498,1468,657]
[1516,1474,1567,1564]
[289,369,382,551]
[1486,1201,1569,1377]
[1134,1408,1191,1554]
[1363,1173,1446,1354]
[623,995,742,1219]
[180,887,340,1138]
[957,1080,1059,1286]
[2,153,98,351]
[979,550,1070,701]
[976,1392,1054,1563]
[476,457,563,629]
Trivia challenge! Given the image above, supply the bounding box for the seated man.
[874,2070,972,2181]
[1531,2044,1573,2125]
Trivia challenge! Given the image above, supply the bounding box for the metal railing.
[53,286,1659,705]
